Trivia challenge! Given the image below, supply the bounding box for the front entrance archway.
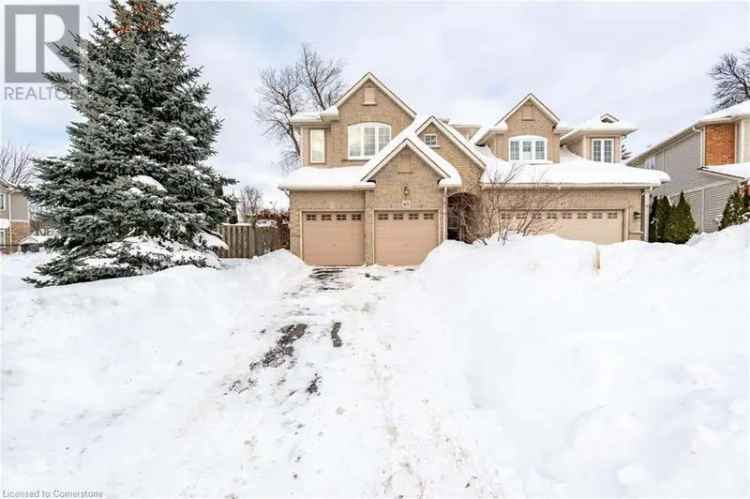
[447,192,479,243]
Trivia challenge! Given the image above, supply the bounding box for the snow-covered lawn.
[2,225,748,497]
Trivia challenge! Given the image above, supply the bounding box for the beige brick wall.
[495,101,561,162]
[419,123,482,195]
[705,123,736,166]
[299,83,414,167]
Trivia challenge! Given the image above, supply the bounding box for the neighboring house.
[280,73,668,266]
[628,101,750,232]
[0,178,31,248]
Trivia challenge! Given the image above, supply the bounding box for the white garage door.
[375,211,439,265]
[302,211,365,266]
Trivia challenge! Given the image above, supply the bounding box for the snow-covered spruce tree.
[648,195,659,242]
[26,0,235,287]
[664,192,697,244]
[719,188,750,230]
[653,196,672,243]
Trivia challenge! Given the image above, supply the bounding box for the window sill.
[362,102,376,106]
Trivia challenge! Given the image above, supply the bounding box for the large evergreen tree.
[664,192,697,244]
[26,0,235,286]
[719,188,750,229]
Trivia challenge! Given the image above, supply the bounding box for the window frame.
[591,138,615,163]
[348,123,392,160]
[423,133,438,147]
[508,135,547,162]
[0,193,6,211]
[309,129,325,164]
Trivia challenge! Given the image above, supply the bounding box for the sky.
[2,1,749,206]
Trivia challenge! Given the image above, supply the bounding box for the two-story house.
[280,73,668,266]
[0,178,31,249]
[628,101,750,232]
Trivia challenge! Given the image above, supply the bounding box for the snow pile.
[370,224,748,495]
[703,161,750,181]
[131,174,167,192]
[2,250,308,496]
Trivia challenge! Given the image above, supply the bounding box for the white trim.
[508,135,547,162]
[591,138,615,163]
[335,73,416,118]
[423,133,438,147]
[361,139,450,182]
[498,93,560,126]
[309,129,325,164]
[348,122,391,160]
[415,116,486,169]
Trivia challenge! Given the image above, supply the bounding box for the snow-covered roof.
[696,100,750,125]
[478,147,669,187]
[560,114,638,143]
[290,73,416,125]
[473,94,570,145]
[278,166,375,191]
[415,117,486,169]
[360,116,462,187]
[701,162,750,181]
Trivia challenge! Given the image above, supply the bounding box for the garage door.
[502,210,624,244]
[375,211,439,265]
[302,212,364,266]
[547,210,623,244]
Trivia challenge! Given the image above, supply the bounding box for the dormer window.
[592,138,614,163]
[423,134,438,147]
[509,136,547,162]
[348,123,391,159]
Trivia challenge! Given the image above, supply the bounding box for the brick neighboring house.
[280,73,669,266]
[0,178,31,249]
[628,101,750,232]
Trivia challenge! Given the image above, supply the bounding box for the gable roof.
[290,72,416,125]
[560,113,638,143]
[414,117,486,169]
[360,115,461,187]
[472,93,562,145]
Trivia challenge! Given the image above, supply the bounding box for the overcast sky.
[2,1,749,206]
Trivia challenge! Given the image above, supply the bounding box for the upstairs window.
[348,123,391,159]
[592,138,614,163]
[423,134,438,147]
[309,129,325,163]
[509,136,547,162]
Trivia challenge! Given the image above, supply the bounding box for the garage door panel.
[303,212,364,266]
[375,211,438,266]
[504,210,624,245]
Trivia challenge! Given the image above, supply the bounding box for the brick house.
[0,178,31,249]
[280,73,669,266]
[628,101,750,232]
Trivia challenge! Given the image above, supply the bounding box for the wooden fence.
[216,223,289,258]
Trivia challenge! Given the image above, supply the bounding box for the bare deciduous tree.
[298,43,345,110]
[255,44,345,172]
[237,185,264,227]
[0,143,35,186]
[469,166,569,244]
[709,47,750,110]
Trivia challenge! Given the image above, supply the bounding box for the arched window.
[348,123,391,159]
[509,135,547,162]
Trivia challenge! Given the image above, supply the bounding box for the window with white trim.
[509,136,547,161]
[592,138,614,163]
[645,155,656,170]
[423,134,438,147]
[0,193,6,211]
[309,129,325,163]
[348,123,391,159]
[0,229,6,245]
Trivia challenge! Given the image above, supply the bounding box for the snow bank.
[2,250,307,496]
[370,225,749,496]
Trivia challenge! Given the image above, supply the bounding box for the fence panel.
[217,224,256,258]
